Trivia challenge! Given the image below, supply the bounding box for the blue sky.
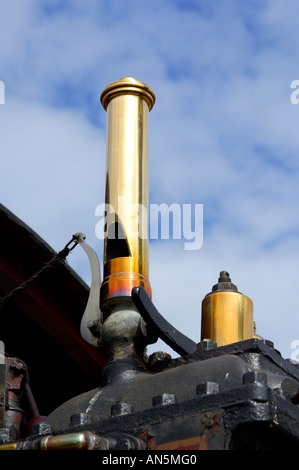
[1,0,299,359]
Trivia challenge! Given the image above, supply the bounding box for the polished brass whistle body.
[201,271,254,347]
[100,77,155,316]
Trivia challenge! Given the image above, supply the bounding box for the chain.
[0,235,79,309]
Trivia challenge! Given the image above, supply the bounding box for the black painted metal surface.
[2,338,296,450]
[1,337,299,449]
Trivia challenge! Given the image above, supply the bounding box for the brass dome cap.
[100,77,156,111]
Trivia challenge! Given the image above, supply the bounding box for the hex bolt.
[69,412,92,426]
[243,371,267,386]
[30,422,52,436]
[152,393,176,406]
[196,381,219,397]
[212,271,238,292]
[197,339,217,352]
[111,400,133,417]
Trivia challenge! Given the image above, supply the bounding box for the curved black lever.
[132,286,197,356]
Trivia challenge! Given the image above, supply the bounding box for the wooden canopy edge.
[0,203,107,376]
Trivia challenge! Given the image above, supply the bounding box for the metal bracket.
[132,286,197,356]
[73,233,102,347]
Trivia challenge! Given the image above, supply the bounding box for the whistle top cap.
[100,77,156,111]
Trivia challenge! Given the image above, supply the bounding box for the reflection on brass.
[40,431,102,450]
[0,431,104,450]
[201,271,254,347]
[0,442,18,450]
[100,77,155,315]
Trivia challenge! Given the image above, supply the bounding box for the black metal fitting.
[197,339,217,351]
[30,422,52,436]
[87,320,102,339]
[243,371,267,386]
[111,400,133,417]
[196,382,219,397]
[69,412,92,427]
[212,271,238,292]
[113,434,146,450]
[148,351,172,371]
[152,393,176,406]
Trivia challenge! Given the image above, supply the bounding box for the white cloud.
[0,98,106,248]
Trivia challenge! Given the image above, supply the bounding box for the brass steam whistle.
[100,77,155,316]
[201,271,254,347]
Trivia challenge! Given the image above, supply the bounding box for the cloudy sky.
[1,0,299,360]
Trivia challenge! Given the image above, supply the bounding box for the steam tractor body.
[1,78,299,451]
